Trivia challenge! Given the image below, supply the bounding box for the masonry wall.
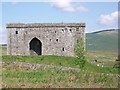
[7,23,85,56]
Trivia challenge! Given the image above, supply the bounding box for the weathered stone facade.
[7,23,85,56]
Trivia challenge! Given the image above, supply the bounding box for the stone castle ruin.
[7,23,85,56]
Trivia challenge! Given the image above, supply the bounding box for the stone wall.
[7,23,85,56]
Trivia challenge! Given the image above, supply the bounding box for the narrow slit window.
[69,29,72,32]
[62,48,64,51]
[16,31,18,34]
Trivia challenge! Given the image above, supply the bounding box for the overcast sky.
[0,0,119,44]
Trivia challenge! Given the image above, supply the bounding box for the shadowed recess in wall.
[29,37,42,55]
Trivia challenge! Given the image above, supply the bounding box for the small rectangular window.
[69,29,72,32]
[76,28,79,31]
[56,39,58,42]
[16,31,18,34]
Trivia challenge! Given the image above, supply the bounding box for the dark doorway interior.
[30,38,42,55]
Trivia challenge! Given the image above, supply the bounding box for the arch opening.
[29,38,42,55]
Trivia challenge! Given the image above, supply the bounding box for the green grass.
[2,55,80,68]
[83,62,118,74]
[1,46,119,88]
[87,51,118,67]
[2,55,118,74]
[2,46,119,74]
[2,68,118,88]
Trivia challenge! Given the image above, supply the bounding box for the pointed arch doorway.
[29,37,42,55]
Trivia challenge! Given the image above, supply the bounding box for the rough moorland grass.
[2,55,79,68]
[1,46,119,74]
[1,46,119,88]
[87,51,118,67]
[2,68,118,88]
[2,55,118,74]
[83,62,118,74]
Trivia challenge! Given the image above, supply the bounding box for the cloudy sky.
[0,0,119,44]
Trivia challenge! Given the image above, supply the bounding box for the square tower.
[7,23,85,56]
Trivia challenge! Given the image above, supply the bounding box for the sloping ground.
[2,61,80,72]
[1,44,119,88]
[86,29,118,52]
[2,61,118,88]
[2,55,118,74]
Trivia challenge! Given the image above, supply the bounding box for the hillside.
[86,29,118,52]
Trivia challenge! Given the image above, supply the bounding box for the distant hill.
[91,29,118,34]
[86,29,118,52]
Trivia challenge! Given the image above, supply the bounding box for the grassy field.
[2,55,118,74]
[2,67,118,88]
[1,46,119,88]
[87,51,118,67]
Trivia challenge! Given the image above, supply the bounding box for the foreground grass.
[1,46,119,74]
[2,67,118,88]
[1,46,119,88]
[2,55,79,68]
[2,55,118,74]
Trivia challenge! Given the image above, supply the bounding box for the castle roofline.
[6,23,85,28]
